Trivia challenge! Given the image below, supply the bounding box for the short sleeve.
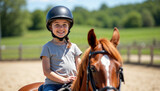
[40,45,50,59]
[73,44,82,56]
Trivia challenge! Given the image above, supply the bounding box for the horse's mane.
[71,47,90,91]
[99,38,123,64]
[71,38,123,91]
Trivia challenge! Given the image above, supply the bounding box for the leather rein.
[86,50,124,91]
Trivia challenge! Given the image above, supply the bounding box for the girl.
[40,6,82,91]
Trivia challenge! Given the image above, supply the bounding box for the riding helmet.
[46,6,74,31]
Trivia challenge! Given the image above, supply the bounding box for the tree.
[124,11,142,28]
[112,16,121,28]
[95,11,112,28]
[0,0,31,37]
[72,7,90,25]
[153,7,160,26]
[71,0,159,28]
[142,0,160,26]
[141,9,155,27]
[99,3,108,11]
[29,9,45,30]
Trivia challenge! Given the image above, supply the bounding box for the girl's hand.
[63,76,76,84]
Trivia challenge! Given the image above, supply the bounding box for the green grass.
[2,25,160,46]
[1,25,160,60]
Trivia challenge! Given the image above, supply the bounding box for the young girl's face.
[50,19,70,38]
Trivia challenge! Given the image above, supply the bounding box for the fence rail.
[0,44,160,66]
[0,45,42,61]
[118,45,160,66]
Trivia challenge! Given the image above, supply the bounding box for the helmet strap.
[51,30,70,41]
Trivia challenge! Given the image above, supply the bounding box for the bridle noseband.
[86,50,124,91]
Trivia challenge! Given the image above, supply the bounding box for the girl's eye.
[63,24,67,28]
[55,24,60,28]
[54,24,68,28]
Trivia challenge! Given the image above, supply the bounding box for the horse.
[71,27,124,91]
[19,27,124,91]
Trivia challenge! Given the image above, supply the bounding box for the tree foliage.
[141,9,155,27]
[71,0,160,28]
[0,0,31,37]
[72,7,89,25]
[99,3,108,11]
[29,10,45,30]
[124,11,142,28]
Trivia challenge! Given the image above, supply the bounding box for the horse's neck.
[72,70,88,91]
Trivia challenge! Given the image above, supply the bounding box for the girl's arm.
[75,56,81,71]
[42,56,75,84]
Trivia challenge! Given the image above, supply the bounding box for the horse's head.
[87,27,124,91]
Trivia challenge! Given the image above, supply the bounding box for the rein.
[86,50,124,91]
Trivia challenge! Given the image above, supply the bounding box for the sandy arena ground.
[0,61,160,91]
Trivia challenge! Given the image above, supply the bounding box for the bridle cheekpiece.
[86,50,124,91]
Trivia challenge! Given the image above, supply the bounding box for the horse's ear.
[110,27,120,47]
[88,29,98,49]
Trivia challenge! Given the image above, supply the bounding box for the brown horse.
[19,27,124,91]
[71,27,124,91]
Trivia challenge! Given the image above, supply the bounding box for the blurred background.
[0,0,160,91]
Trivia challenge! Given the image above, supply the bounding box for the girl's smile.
[50,19,69,38]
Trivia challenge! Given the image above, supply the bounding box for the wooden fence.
[0,45,42,61]
[118,45,160,66]
[0,44,160,66]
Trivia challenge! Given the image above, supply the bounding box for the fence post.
[153,39,156,46]
[19,44,22,60]
[138,46,142,64]
[127,45,130,63]
[150,45,154,65]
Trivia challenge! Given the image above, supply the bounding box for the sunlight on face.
[50,19,70,38]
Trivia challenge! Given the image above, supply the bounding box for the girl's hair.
[65,36,71,48]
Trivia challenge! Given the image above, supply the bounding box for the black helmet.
[46,6,73,31]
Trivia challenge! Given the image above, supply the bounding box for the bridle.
[86,50,124,91]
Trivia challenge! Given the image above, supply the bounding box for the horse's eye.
[90,65,96,72]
